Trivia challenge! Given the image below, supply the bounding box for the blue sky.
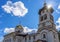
[0,0,60,42]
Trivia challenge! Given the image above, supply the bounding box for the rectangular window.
[50,15,53,21]
[40,16,43,21]
[44,14,47,20]
[25,37,26,42]
[18,39,21,42]
[29,36,31,42]
[29,36,31,40]
[5,38,11,42]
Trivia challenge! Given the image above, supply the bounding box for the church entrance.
[35,40,47,42]
[42,40,47,42]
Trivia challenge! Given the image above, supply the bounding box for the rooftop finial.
[19,20,21,25]
[44,0,46,6]
[44,0,46,3]
[18,18,22,25]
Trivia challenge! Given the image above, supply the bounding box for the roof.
[16,33,28,37]
[38,3,54,15]
[4,32,15,37]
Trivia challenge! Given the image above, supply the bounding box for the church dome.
[15,25,23,33]
[16,25,23,29]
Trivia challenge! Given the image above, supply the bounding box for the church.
[3,1,59,42]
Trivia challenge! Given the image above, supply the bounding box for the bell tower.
[38,0,56,32]
[37,0,59,42]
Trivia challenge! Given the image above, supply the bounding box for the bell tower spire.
[44,0,46,6]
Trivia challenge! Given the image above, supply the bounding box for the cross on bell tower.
[38,0,57,32]
[44,0,46,6]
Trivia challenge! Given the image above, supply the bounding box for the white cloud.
[4,28,15,33]
[55,4,60,14]
[56,10,60,14]
[23,27,37,33]
[58,4,60,9]
[56,17,60,30]
[2,1,28,17]
[4,26,37,34]
[0,36,4,42]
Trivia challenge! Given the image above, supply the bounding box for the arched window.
[44,14,47,20]
[43,34,46,38]
[33,35,35,40]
